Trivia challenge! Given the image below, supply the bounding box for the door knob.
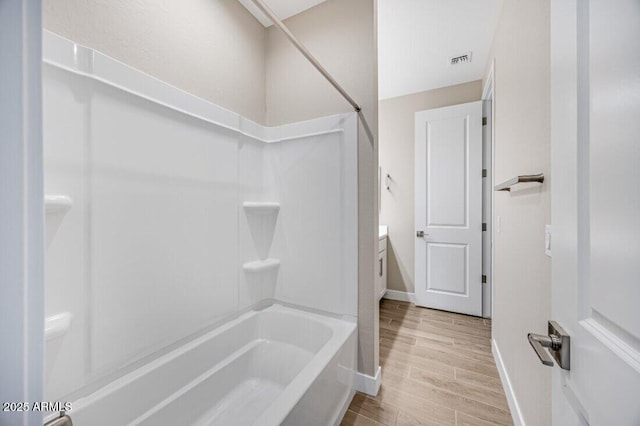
[416,230,428,238]
[528,321,570,370]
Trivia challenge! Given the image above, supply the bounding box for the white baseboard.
[353,365,381,396]
[492,339,525,426]
[382,290,416,303]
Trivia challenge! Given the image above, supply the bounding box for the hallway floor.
[342,299,513,426]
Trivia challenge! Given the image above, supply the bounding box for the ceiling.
[238,0,327,27]
[378,0,503,100]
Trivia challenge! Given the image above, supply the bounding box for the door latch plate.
[548,320,570,370]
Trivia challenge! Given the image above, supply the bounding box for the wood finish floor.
[342,300,512,426]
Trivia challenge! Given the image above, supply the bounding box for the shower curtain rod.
[248,0,362,112]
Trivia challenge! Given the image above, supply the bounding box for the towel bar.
[494,173,544,191]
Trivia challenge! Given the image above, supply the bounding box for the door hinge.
[482,117,487,126]
[482,223,487,232]
[482,169,487,178]
[482,275,487,284]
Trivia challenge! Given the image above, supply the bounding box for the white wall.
[43,0,267,124]
[378,81,483,295]
[265,0,379,377]
[44,43,242,399]
[264,120,358,317]
[486,0,551,424]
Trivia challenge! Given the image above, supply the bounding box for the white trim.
[580,317,640,374]
[383,290,416,304]
[482,60,495,101]
[353,366,381,396]
[43,30,352,144]
[492,339,525,426]
[0,1,45,424]
[481,60,495,319]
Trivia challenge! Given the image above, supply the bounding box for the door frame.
[0,1,45,425]
[481,61,495,318]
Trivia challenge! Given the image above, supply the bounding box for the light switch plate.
[545,224,552,257]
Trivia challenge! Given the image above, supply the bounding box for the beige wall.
[266,0,379,376]
[378,81,482,295]
[43,0,267,124]
[487,0,551,424]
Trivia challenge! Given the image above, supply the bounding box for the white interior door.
[551,0,640,424]
[415,101,483,317]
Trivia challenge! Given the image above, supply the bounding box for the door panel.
[588,0,640,341]
[426,116,468,227]
[551,0,640,423]
[427,243,467,294]
[415,102,482,316]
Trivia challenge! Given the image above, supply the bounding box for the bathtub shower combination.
[43,31,358,425]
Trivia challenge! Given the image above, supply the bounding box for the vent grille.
[449,52,472,66]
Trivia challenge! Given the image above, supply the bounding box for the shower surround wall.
[43,32,357,422]
[44,1,379,381]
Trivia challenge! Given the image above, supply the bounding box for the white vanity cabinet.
[377,226,388,301]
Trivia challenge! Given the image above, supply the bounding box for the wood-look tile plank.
[380,315,394,325]
[348,393,399,425]
[380,327,417,345]
[346,301,512,426]
[342,409,384,426]
[409,366,509,410]
[394,304,485,325]
[396,409,446,426]
[420,317,492,338]
[380,307,424,325]
[380,300,401,309]
[453,318,491,330]
[408,320,492,346]
[380,319,455,346]
[381,338,499,379]
[382,371,512,426]
[456,411,509,426]
[385,315,489,346]
[376,385,456,426]
[380,346,456,379]
[379,358,411,378]
[413,336,497,366]
[451,338,493,355]
[454,368,505,394]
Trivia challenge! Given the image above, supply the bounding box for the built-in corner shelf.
[494,173,544,192]
[45,312,72,340]
[243,258,280,273]
[242,202,280,215]
[45,195,73,214]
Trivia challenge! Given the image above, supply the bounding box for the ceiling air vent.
[449,52,472,66]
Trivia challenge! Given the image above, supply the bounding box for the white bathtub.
[67,304,357,426]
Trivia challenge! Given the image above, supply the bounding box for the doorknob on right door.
[528,321,570,370]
